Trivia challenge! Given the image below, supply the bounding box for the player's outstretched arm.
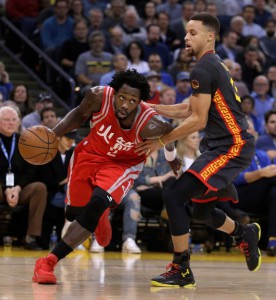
[136,93,211,156]
[148,102,191,119]
[52,87,103,137]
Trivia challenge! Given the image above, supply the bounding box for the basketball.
[18,125,59,165]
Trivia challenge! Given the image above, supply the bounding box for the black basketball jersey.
[190,52,251,148]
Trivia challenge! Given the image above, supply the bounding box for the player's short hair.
[190,13,220,35]
[109,69,150,101]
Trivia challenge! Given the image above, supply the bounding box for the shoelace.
[38,258,55,272]
[160,263,181,277]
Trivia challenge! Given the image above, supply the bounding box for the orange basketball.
[18,125,59,165]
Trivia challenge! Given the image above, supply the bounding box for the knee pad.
[76,187,111,232]
[65,205,85,222]
[194,207,226,228]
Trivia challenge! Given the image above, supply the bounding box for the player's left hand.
[167,157,182,176]
[135,139,162,156]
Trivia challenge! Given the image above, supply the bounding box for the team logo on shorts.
[191,79,199,90]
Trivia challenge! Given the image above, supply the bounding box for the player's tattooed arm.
[140,115,182,175]
[53,87,104,137]
[140,115,175,151]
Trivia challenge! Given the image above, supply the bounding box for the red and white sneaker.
[95,208,112,247]
[32,254,58,284]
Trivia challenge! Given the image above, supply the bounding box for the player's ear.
[207,31,215,42]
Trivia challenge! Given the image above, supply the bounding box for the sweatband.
[164,148,176,161]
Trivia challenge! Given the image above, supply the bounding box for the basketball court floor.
[0,247,275,300]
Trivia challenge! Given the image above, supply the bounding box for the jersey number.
[230,77,241,103]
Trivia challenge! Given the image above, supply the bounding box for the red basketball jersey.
[77,86,157,165]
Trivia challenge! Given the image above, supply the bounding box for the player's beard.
[115,108,130,120]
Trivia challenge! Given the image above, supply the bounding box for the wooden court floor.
[0,247,275,300]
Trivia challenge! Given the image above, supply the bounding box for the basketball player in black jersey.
[136,13,261,287]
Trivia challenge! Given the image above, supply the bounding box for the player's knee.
[193,205,212,221]
[65,205,85,222]
[76,187,111,232]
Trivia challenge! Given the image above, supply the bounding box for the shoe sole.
[150,280,196,288]
[33,273,57,284]
[251,223,262,272]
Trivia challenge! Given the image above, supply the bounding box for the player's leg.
[193,183,261,272]
[151,172,207,288]
[32,187,112,284]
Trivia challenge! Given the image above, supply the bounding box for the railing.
[0,16,77,110]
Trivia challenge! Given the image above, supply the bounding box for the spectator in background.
[143,24,171,69]
[260,19,276,65]
[102,0,126,31]
[74,31,112,94]
[59,19,90,77]
[120,9,147,47]
[9,84,32,117]
[176,131,200,174]
[159,87,176,106]
[141,1,158,27]
[215,30,240,61]
[0,106,47,250]
[170,1,195,48]
[241,95,262,136]
[267,65,276,100]
[146,71,162,104]
[242,5,266,38]
[169,48,193,84]
[87,8,107,37]
[40,0,74,53]
[238,35,267,67]
[157,11,181,52]
[69,0,87,22]
[239,46,264,91]
[104,26,125,55]
[82,0,106,18]
[229,15,246,48]
[5,0,40,37]
[253,0,273,27]
[175,72,192,104]
[194,0,207,14]
[21,92,54,130]
[251,75,275,134]
[148,53,173,87]
[126,41,149,74]
[99,53,128,86]
[0,61,13,101]
[40,107,59,129]
[156,0,182,21]
[36,130,77,249]
[256,110,276,162]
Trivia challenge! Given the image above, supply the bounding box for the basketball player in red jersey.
[32,69,181,284]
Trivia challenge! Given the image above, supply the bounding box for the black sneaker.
[150,263,196,288]
[239,223,261,272]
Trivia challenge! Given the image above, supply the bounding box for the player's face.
[185,20,213,58]
[114,84,140,120]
